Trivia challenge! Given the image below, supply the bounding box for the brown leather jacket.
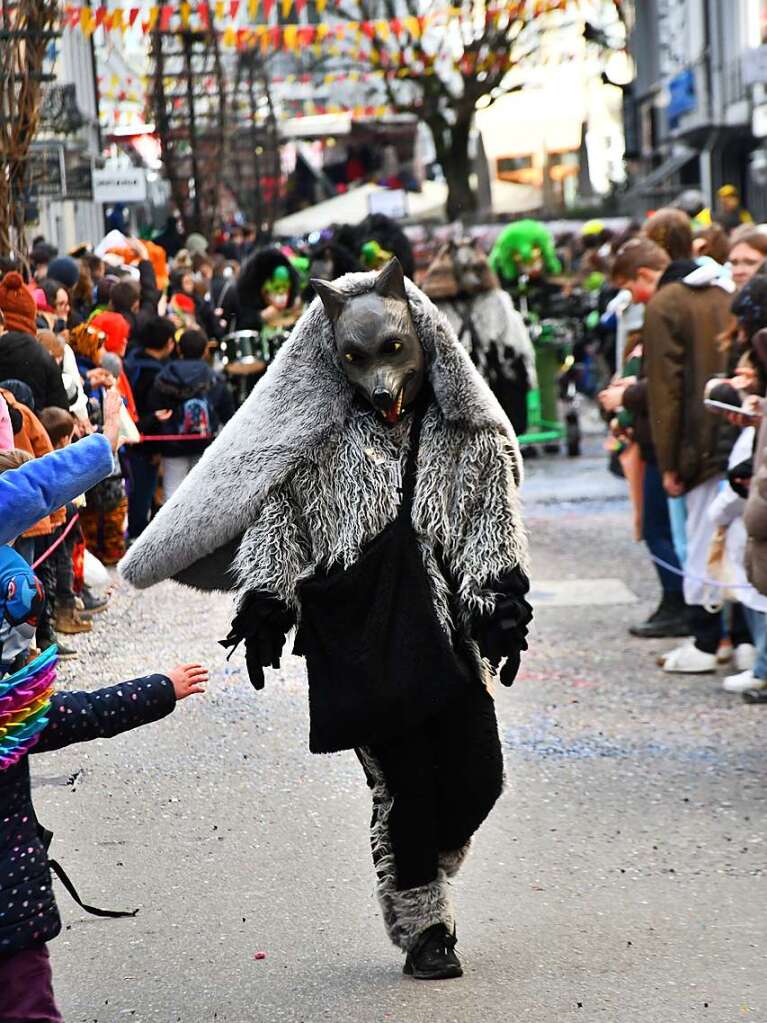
[643,280,734,491]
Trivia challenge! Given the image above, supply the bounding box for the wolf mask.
[312,258,425,424]
[119,264,521,592]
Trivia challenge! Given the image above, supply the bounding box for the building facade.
[623,0,767,217]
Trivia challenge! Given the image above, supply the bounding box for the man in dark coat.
[0,273,68,410]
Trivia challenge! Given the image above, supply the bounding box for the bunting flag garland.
[63,0,572,47]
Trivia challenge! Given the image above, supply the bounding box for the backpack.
[177,396,213,437]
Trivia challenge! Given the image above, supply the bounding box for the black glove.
[472,567,533,686]
[219,590,296,690]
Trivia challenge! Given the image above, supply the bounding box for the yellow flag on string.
[281,0,292,18]
[283,24,298,49]
[403,15,420,38]
[180,1,191,28]
[145,7,159,32]
[80,6,95,35]
[111,7,124,31]
[222,25,237,45]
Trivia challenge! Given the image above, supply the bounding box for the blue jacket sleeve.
[34,674,176,753]
[0,434,113,544]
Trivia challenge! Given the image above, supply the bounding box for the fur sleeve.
[415,420,528,627]
[232,482,311,610]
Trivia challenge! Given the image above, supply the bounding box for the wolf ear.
[374,257,407,302]
[311,278,347,322]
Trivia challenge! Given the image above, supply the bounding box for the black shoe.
[81,587,109,613]
[742,688,767,704]
[37,630,77,660]
[403,924,463,980]
[629,593,689,639]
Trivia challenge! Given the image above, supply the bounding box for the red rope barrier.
[32,513,81,570]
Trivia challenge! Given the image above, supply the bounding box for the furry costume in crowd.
[227,247,302,332]
[335,214,416,279]
[120,263,529,972]
[422,239,537,436]
[489,219,562,285]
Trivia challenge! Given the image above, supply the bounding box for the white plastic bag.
[83,548,110,591]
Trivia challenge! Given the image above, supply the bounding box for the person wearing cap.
[717,184,754,233]
[0,274,68,411]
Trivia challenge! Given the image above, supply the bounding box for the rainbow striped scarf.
[0,646,57,771]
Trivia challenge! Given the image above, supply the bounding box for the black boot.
[36,625,77,660]
[629,592,689,639]
[403,924,463,980]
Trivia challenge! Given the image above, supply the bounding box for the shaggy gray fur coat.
[119,270,528,953]
[438,288,538,390]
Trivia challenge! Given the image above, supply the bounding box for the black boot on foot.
[37,627,77,660]
[629,592,688,639]
[403,924,463,980]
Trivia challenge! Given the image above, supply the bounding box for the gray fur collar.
[119,271,518,591]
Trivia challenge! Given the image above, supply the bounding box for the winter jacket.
[0,331,69,411]
[124,347,170,446]
[148,359,220,456]
[0,388,59,539]
[0,434,113,545]
[744,416,767,595]
[121,259,161,343]
[0,674,175,955]
[643,264,735,491]
[708,427,767,612]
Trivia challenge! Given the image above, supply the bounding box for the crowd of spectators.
[598,193,767,702]
[0,227,246,660]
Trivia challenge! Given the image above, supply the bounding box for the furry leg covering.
[359,749,458,952]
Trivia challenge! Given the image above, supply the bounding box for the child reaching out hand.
[0,544,208,1022]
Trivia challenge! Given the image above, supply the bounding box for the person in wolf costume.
[119,259,531,980]
[422,238,537,436]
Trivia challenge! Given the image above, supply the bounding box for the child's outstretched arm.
[33,664,208,754]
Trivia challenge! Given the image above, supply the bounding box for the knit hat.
[47,256,80,289]
[91,311,130,357]
[185,233,208,255]
[0,272,37,335]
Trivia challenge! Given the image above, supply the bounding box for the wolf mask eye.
[381,340,403,355]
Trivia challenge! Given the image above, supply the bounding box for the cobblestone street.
[40,442,766,1023]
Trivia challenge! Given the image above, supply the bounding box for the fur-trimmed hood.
[119,270,520,592]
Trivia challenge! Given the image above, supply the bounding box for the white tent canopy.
[274,179,540,236]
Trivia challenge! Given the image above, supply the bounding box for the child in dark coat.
[149,328,232,500]
[0,545,208,1021]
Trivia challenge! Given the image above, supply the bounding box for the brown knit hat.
[0,271,37,335]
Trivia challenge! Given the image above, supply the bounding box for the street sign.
[64,149,93,200]
[92,167,147,203]
[27,145,64,198]
[368,188,407,219]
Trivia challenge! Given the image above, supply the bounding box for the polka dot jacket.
[0,674,175,957]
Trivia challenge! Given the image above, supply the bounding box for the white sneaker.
[734,643,757,672]
[722,669,767,693]
[660,643,718,674]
